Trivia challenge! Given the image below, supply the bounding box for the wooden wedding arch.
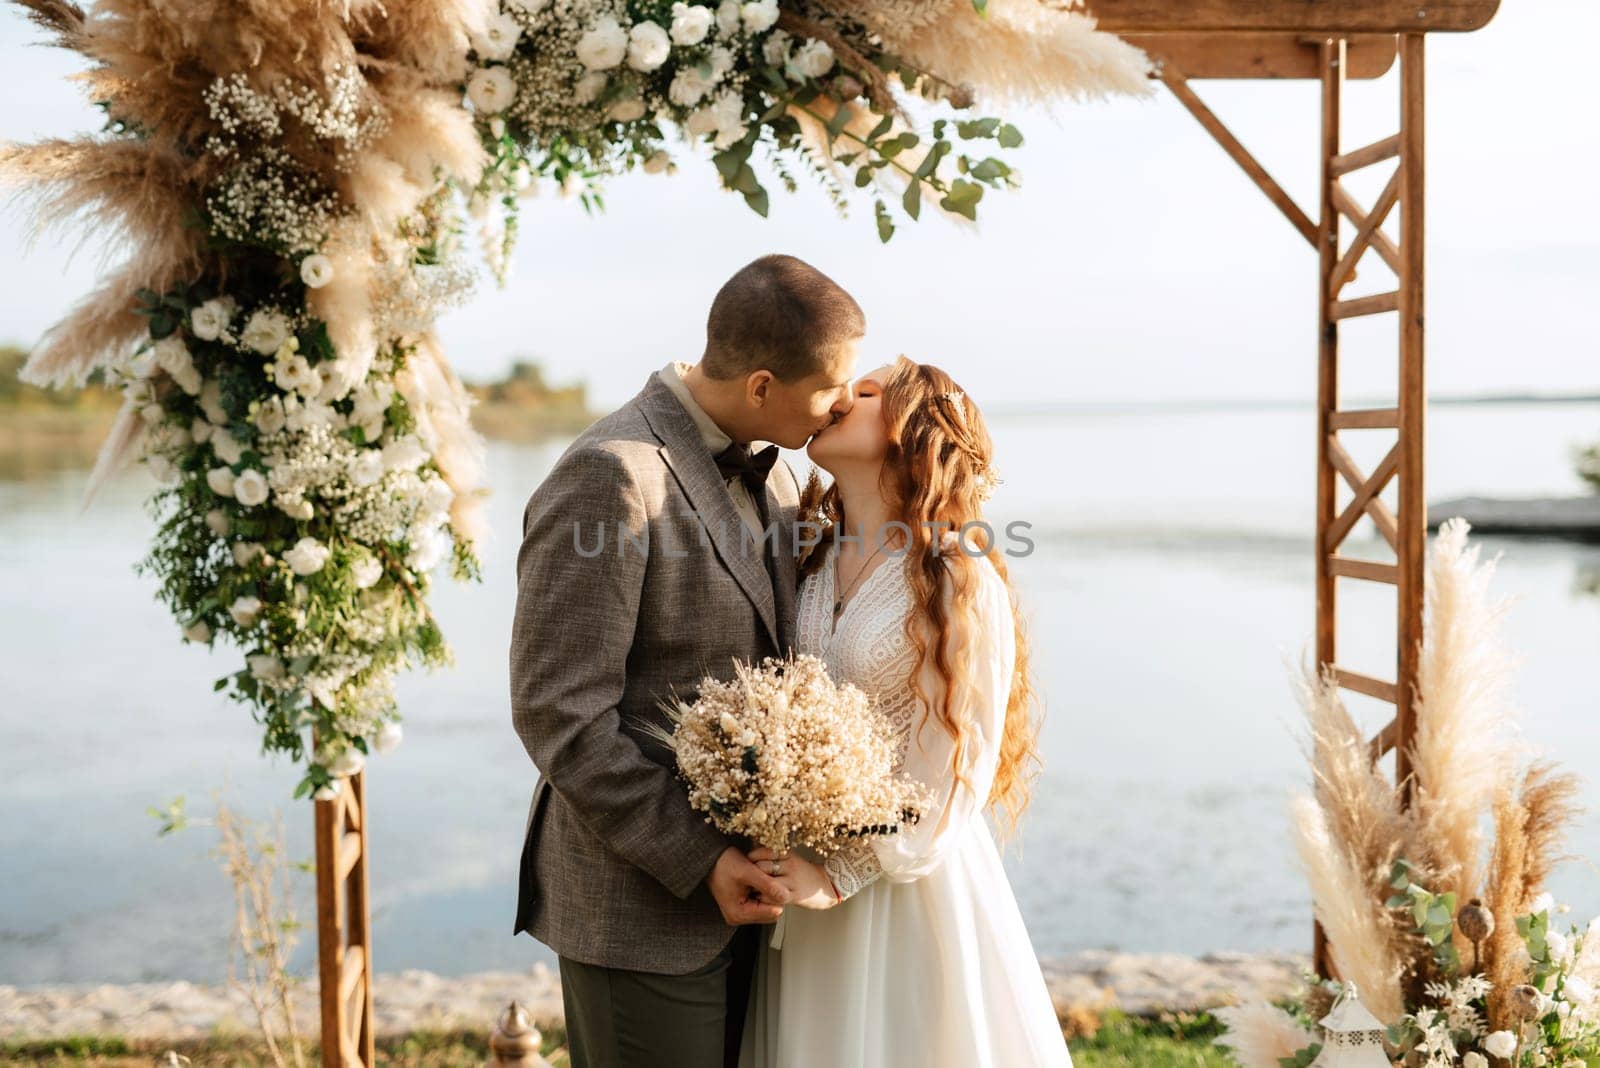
[305,1,1502,1061]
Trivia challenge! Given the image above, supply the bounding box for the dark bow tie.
[714,442,780,490]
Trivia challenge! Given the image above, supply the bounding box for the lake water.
[3,400,1599,985]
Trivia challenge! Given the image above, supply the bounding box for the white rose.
[685,104,719,138]
[668,65,715,107]
[274,353,319,397]
[1532,893,1556,916]
[284,396,335,433]
[140,402,164,425]
[761,29,790,66]
[232,541,265,566]
[170,363,202,396]
[351,554,385,589]
[315,357,361,403]
[205,508,230,536]
[790,38,835,79]
[607,96,646,122]
[284,536,330,576]
[229,595,263,627]
[279,496,314,520]
[715,0,740,36]
[326,747,366,777]
[351,449,385,487]
[206,466,236,497]
[466,65,516,113]
[1485,1032,1518,1059]
[373,721,404,754]
[241,309,291,355]
[211,427,244,465]
[642,150,673,174]
[1464,1054,1488,1068]
[191,416,215,444]
[233,468,269,507]
[312,780,342,801]
[182,619,212,643]
[708,89,745,147]
[574,70,608,103]
[200,378,229,424]
[575,16,628,71]
[473,10,523,61]
[255,395,286,435]
[626,20,671,71]
[190,298,232,341]
[299,253,335,289]
[422,477,455,514]
[740,0,778,34]
[1548,930,1573,962]
[670,2,713,44]
[405,526,448,572]
[1566,976,1594,1004]
[153,336,193,377]
[381,434,428,472]
[146,453,178,484]
[247,653,285,681]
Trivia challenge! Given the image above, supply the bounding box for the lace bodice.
[796,536,1016,902]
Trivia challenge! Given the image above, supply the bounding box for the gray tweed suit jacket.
[510,370,802,974]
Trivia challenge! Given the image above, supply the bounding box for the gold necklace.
[833,539,889,619]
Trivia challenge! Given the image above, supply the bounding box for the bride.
[737,356,1070,1067]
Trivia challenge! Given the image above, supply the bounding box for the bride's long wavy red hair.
[799,355,1042,841]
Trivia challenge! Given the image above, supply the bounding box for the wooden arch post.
[1095,0,1501,978]
[312,728,376,1067]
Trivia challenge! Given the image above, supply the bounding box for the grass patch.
[1067,1010,1232,1068]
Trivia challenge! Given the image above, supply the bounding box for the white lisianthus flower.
[1532,893,1556,916]
[467,65,516,113]
[715,0,740,36]
[228,595,263,627]
[405,526,449,572]
[422,476,455,514]
[279,496,315,520]
[327,748,366,777]
[1485,1032,1518,1059]
[170,363,202,396]
[299,253,335,289]
[373,721,404,753]
[626,20,671,71]
[473,10,523,61]
[200,378,229,424]
[205,508,230,536]
[1566,976,1594,1004]
[182,619,212,643]
[247,653,285,681]
[241,309,291,355]
[146,453,178,484]
[1548,931,1573,962]
[669,65,716,108]
[1464,1054,1488,1068]
[190,297,233,341]
[233,468,269,507]
[643,150,673,174]
[274,353,319,397]
[607,96,646,122]
[313,781,342,801]
[255,395,286,435]
[790,38,835,79]
[139,402,164,425]
[351,554,385,589]
[576,16,629,71]
[708,43,735,81]
[284,395,336,433]
[206,466,237,497]
[740,0,778,34]
[685,104,719,138]
[153,336,193,377]
[761,29,790,66]
[191,416,214,444]
[382,434,428,472]
[211,427,244,465]
[315,356,361,403]
[575,70,609,103]
[351,449,385,487]
[232,541,265,566]
[670,2,713,44]
[285,536,330,575]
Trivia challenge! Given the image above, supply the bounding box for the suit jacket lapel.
[638,373,781,651]
[765,477,799,653]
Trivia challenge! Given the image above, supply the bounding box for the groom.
[510,254,863,1067]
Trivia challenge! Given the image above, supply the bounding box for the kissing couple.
[510,254,1070,1067]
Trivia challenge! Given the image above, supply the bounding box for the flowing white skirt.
[737,819,1072,1068]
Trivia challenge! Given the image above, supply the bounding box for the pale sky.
[1,2,1595,411]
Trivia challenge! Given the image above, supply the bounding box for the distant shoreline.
[984,391,1600,419]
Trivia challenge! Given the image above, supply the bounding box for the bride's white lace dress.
[738,537,1071,1067]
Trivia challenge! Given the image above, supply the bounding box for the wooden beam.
[1335,667,1400,704]
[1329,168,1402,296]
[1158,63,1318,246]
[1126,32,1396,79]
[1328,555,1400,583]
[1332,185,1403,273]
[1087,0,1501,34]
[1329,407,1400,429]
[1326,438,1401,550]
[1368,716,1400,762]
[1332,134,1401,175]
[1331,290,1399,319]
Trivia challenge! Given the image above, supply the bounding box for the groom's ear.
[744,369,776,408]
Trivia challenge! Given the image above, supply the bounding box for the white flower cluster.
[653,653,931,856]
[206,147,338,255]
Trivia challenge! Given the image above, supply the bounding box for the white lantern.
[1311,983,1393,1068]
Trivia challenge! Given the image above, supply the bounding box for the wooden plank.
[1330,407,1399,429]
[1368,715,1400,762]
[313,744,346,1068]
[1158,63,1318,246]
[1332,185,1403,273]
[1332,133,1401,175]
[1326,438,1400,550]
[1329,555,1399,583]
[1331,290,1399,319]
[1329,168,1402,296]
[339,943,366,1004]
[1125,32,1396,79]
[337,829,362,881]
[1335,666,1400,703]
[347,771,375,1068]
[1395,32,1427,805]
[1088,0,1501,34]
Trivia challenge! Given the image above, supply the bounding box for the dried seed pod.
[1509,984,1545,1021]
[1458,899,1495,943]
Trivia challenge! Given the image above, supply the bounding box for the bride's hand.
[747,846,841,910]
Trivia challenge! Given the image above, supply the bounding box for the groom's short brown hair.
[701,254,865,383]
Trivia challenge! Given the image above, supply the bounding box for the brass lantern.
[1311,983,1393,1067]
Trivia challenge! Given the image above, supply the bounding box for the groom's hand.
[707,846,790,925]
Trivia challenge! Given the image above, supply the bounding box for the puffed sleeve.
[823,555,1016,900]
